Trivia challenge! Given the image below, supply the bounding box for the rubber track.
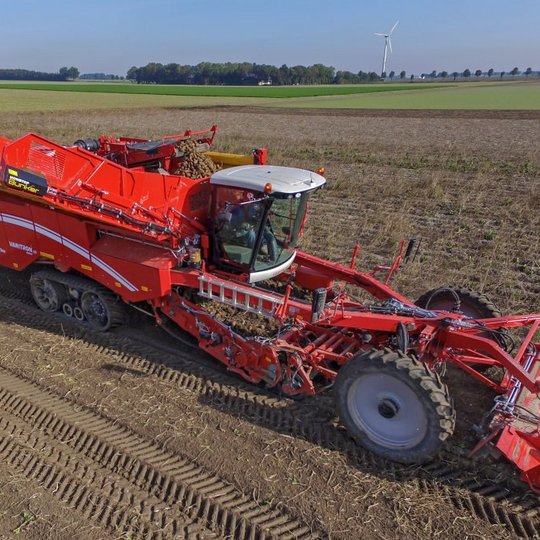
[31,269,127,329]
[0,279,538,537]
[0,367,318,540]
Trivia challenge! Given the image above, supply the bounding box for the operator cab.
[210,165,326,282]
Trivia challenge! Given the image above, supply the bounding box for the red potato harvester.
[0,127,538,489]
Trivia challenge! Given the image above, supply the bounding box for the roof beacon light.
[264,182,272,193]
[316,167,325,175]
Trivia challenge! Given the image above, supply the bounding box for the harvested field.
[0,106,538,539]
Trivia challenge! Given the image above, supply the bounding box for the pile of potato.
[173,140,218,179]
[200,301,281,338]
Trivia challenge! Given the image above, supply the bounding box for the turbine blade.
[390,20,399,34]
[374,33,385,36]
[388,37,392,53]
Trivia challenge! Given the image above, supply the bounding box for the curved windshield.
[253,195,306,272]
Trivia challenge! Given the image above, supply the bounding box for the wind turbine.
[375,21,398,78]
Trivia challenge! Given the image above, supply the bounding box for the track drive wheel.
[335,349,455,463]
[30,271,68,312]
[80,288,125,331]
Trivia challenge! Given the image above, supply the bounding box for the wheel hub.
[81,291,110,329]
[378,398,399,419]
[31,278,61,312]
[347,373,428,450]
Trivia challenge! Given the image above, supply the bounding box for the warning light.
[316,167,325,175]
[264,182,272,193]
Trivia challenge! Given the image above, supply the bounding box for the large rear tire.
[335,349,455,463]
[415,286,507,353]
[415,286,500,319]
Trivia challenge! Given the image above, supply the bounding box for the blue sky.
[1,0,538,76]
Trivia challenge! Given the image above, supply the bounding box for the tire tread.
[335,348,455,462]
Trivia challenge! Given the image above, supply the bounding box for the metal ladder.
[198,275,284,319]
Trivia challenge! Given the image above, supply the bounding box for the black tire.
[30,270,68,312]
[415,286,506,353]
[415,286,501,319]
[335,349,455,463]
[80,288,125,331]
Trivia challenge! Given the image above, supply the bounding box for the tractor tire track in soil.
[0,361,318,539]
[0,409,213,540]
[0,271,538,538]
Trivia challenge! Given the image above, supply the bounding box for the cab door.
[212,186,266,272]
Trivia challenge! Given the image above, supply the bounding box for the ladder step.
[198,275,283,319]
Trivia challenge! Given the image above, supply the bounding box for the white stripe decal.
[35,224,62,243]
[91,255,137,292]
[91,256,136,291]
[62,237,90,259]
[2,215,35,231]
[3,214,33,226]
[0,212,138,292]
[31,225,139,291]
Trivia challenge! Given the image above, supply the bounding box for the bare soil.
[0,106,538,539]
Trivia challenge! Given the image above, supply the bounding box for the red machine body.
[0,129,538,491]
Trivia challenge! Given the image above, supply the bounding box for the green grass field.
[0,82,446,98]
[280,81,540,109]
[0,80,538,111]
[0,88,263,111]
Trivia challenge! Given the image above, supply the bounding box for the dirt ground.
[0,106,538,539]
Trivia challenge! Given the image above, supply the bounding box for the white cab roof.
[210,165,326,195]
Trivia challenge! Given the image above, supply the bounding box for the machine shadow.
[0,271,531,508]
[0,279,414,489]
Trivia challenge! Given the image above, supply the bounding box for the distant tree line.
[0,68,64,81]
[2,63,538,85]
[0,66,80,81]
[126,62,385,85]
[127,62,540,85]
[416,66,538,80]
[79,72,124,80]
